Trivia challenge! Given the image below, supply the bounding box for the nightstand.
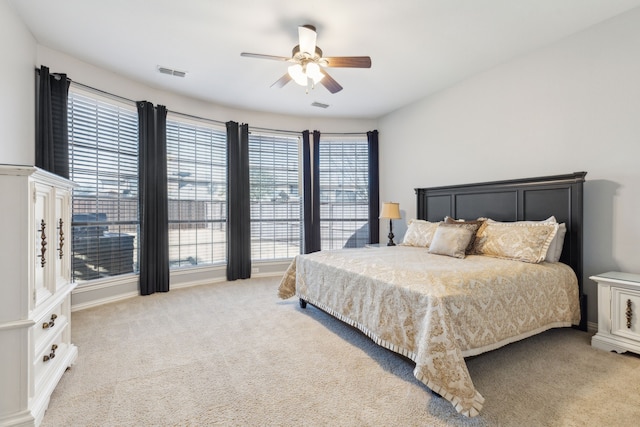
[591,271,640,355]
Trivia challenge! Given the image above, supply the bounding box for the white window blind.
[68,88,139,282]
[318,136,369,249]
[249,132,302,260]
[166,116,227,268]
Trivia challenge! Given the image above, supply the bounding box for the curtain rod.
[70,80,138,105]
[166,110,226,126]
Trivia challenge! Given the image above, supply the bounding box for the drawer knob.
[626,299,633,329]
[43,344,59,362]
[42,314,58,329]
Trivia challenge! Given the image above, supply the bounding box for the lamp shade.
[288,64,307,86]
[380,202,401,219]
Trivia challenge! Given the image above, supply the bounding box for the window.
[249,131,302,260]
[318,136,370,249]
[68,88,139,282]
[166,116,227,268]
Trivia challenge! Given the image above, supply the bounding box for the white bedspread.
[278,246,580,417]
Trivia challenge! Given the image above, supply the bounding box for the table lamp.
[380,202,401,246]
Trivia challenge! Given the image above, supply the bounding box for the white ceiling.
[10,0,640,119]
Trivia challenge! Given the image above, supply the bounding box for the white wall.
[0,0,37,165]
[379,7,640,324]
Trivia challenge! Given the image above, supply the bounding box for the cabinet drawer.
[611,287,640,341]
[33,325,69,390]
[33,301,67,348]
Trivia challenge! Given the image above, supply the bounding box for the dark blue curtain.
[137,101,169,295]
[367,130,380,244]
[311,130,321,251]
[302,130,315,253]
[35,66,70,178]
[226,121,251,280]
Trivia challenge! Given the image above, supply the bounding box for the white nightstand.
[365,243,395,248]
[591,271,640,355]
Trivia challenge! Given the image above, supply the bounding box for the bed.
[278,172,587,417]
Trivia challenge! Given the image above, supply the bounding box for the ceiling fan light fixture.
[306,62,324,84]
[241,24,370,94]
[287,64,307,86]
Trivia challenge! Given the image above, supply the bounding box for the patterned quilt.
[278,246,580,417]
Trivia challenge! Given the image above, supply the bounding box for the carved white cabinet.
[591,271,640,355]
[0,165,78,427]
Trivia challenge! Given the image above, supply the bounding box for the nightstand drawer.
[611,287,640,341]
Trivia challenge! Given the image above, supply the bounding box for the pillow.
[473,221,559,263]
[546,223,566,262]
[485,217,565,262]
[401,219,440,248]
[428,224,475,259]
[444,217,484,253]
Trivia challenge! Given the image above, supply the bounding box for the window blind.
[68,88,139,282]
[318,136,369,249]
[249,132,302,260]
[166,116,227,268]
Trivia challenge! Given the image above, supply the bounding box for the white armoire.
[0,165,77,427]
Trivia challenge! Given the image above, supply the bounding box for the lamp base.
[387,231,395,246]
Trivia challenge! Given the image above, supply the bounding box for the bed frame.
[415,171,587,330]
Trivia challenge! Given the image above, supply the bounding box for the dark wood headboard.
[415,171,587,330]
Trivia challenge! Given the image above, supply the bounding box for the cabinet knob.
[626,299,633,329]
[38,219,47,267]
[57,218,64,259]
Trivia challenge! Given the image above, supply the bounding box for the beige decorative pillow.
[485,217,565,262]
[444,217,484,253]
[473,221,559,263]
[428,224,475,259]
[401,219,441,248]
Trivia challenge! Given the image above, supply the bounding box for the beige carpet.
[41,277,640,426]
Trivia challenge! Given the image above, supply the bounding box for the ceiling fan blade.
[241,52,292,62]
[319,70,343,94]
[323,56,372,68]
[298,25,317,56]
[271,73,292,88]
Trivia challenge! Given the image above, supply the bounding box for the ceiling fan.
[240,25,371,94]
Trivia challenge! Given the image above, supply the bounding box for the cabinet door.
[53,187,71,290]
[32,181,54,307]
[611,287,640,341]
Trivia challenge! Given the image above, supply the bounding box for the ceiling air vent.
[311,101,329,109]
[158,66,187,78]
